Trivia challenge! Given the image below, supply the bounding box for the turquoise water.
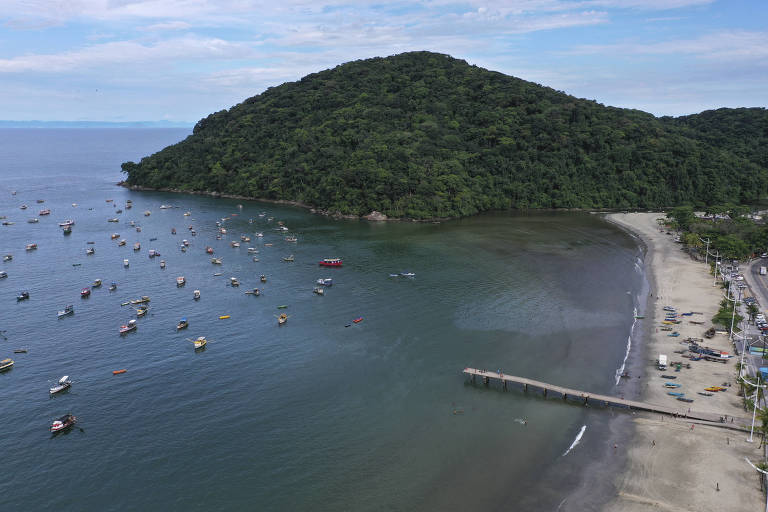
[0,129,645,511]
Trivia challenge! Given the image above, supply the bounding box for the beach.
[605,212,764,512]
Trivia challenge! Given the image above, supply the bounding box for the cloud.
[141,20,192,31]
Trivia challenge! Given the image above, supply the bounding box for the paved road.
[732,258,768,380]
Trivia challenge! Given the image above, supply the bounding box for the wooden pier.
[464,368,747,425]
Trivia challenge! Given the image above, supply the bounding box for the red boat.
[319,258,343,267]
[353,317,363,323]
[80,287,91,297]
[50,413,76,433]
[206,246,214,254]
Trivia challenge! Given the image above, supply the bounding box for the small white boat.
[160,260,166,269]
[108,218,119,223]
[0,271,7,278]
[188,336,207,350]
[50,376,72,395]
[313,287,324,295]
[143,210,151,216]
[230,241,240,248]
[211,258,222,265]
[230,277,240,287]
[176,276,186,286]
[27,218,39,223]
[25,243,38,251]
[193,290,201,300]
[57,305,74,318]
[123,259,129,267]
[160,204,171,209]
[86,248,95,255]
[247,248,258,253]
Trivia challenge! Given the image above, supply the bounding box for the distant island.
[0,120,193,129]
[121,51,768,220]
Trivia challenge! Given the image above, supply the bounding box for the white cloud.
[141,20,192,31]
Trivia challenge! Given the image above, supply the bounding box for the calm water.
[0,129,646,511]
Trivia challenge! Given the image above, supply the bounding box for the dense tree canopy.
[122,51,768,219]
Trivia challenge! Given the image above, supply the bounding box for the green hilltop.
[122,51,768,219]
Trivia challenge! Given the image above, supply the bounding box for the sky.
[0,0,765,122]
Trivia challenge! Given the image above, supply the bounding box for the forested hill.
[121,51,768,219]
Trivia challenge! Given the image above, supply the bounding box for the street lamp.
[740,375,766,443]
[730,287,743,344]
[744,457,768,512]
[699,236,711,265]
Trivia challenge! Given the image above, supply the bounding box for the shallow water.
[0,129,646,511]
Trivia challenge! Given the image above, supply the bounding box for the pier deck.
[464,368,747,426]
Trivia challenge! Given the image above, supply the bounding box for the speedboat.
[50,376,72,395]
[316,278,333,286]
[57,305,74,318]
[80,287,90,297]
[177,318,189,330]
[283,255,294,262]
[193,290,201,300]
[160,260,166,269]
[0,358,14,371]
[123,259,129,267]
[92,279,102,288]
[109,282,117,291]
[120,319,137,334]
[3,254,11,262]
[160,204,171,209]
[27,218,39,223]
[25,243,37,251]
[0,271,6,279]
[319,258,342,267]
[50,414,76,432]
[400,272,415,277]
[86,248,95,255]
[39,209,50,215]
[313,287,324,295]
[17,290,29,301]
[230,277,239,287]
[176,276,186,286]
[211,258,222,265]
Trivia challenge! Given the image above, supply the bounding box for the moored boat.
[109,282,117,291]
[188,336,207,350]
[206,246,214,254]
[50,376,72,395]
[81,287,90,297]
[3,254,12,261]
[278,313,288,325]
[316,278,333,286]
[50,414,76,433]
[319,258,342,267]
[39,209,50,215]
[0,271,6,279]
[245,288,260,296]
[313,287,324,295]
[123,259,129,267]
[230,277,239,287]
[25,243,37,251]
[135,306,149,317]
[17,290,29,301]
[120,319,137,334]
[282,255,294,262]
[57,305,74,318]
[176,276,186,287]
[177,318,189,330]
[133,242,141,251]
[160,260,166,269]
[117,239,126,247]
[193,289,201,300]
[260,274,267,283]
[353,317,363,323]
[130,296,150,304]
[211,257,222,264]
[62,225,71,234]
[86,247,95,255]
[148,249,159,258]
[0,358,14,371]
[27,218,39,223]
[92,279,102,288]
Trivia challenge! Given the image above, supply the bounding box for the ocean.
[0,128,647,511]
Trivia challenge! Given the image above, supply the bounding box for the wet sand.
[604,212,764,512]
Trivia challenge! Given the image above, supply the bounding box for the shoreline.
[603,212,764,512]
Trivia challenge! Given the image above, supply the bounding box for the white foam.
[562,425,587,456]
[614,333,633,385]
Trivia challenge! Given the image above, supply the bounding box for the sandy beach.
[604,212,764,511]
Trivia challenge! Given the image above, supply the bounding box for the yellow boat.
[188,336,207,350]
[0,358,14,371]
[661,320,676,325]
[219,315,230,320]
[278,313,288,325]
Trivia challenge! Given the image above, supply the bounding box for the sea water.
[0,129,647,511]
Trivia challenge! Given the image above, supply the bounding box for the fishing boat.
[230,241,240,248]
[211,258,222,264]
[0,358,14,371]
[57,305,74,318]
[17,290,29,301]
[663,306,676,312]
[108,218,119,223]
[20,204,27,210]
[50,376,72,395]
[148,249,159,258]
[315,278,332,287]
[353,317,363,323]
[230,277,239,287]
[120,319,137,334]
[176,276,186,287]
[123,259,129,267]
[247,247,258,254]
[160,260,166,269]
[285,236,297,242]
[182,239,189,247]
[400,272,415,277]
[206,246,214,254]
[160,204,171,209]
[136,306,148,317]
[663,382,682,388]
[184,211,191,217]
[319,258,342,267]
[667,392,685,397]
[109,282,117,291]
[278,313,288,325]
[25,243,37,251]
[188,336,207,350]
[92,279,102,288]
[130,296,150,304]
[698,392,714,396]
[677,397,694,403]
[50,414,76,433]
[86,247,95,255]
[117,239,126,247]
[3,254,11,262]
[171,228,176,234]
[39,209,50,215]
[133,242,141,251]
[283,255,294,262]
[260,274,267,283]
[245,288,260,296]
[143,210,151,216]
[13,349,27,354]
[177,318,189,330]
[0,271,6,279]
[193,290,201,300]
[219,315,230,320]
[313,287,324,295]
[81,287,90,297]
[27,218,39,224]
[110,233,119,240]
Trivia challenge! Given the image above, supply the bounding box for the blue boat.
[668,332,680,337]
[667,392,685,397]
[664,383,682,388]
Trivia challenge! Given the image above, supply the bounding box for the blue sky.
[0,0,765,122]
